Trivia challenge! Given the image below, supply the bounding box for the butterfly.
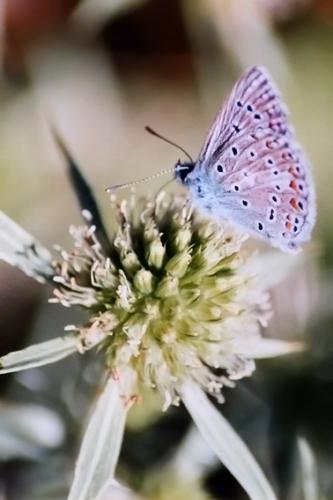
[174,66,316,253]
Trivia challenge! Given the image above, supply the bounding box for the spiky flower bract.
[51,192,270,408]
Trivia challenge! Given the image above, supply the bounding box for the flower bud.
[165,250,192,277]
[147,238,165,269]
[155,276,179,298]
[133,269,155,294]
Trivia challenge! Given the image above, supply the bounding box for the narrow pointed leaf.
[170,426,218,481]
[245,338,304,359]
[0,335,79,374]
[68,376,128,500]
[51,128,111,254]
[181,382,276,500]
[243,251,304,289]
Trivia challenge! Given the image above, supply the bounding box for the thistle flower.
[0,146,303,500]
[49,192,271,409]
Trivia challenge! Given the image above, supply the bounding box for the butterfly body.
[175,66,316,253]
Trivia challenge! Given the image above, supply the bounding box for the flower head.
[49,192,270,408]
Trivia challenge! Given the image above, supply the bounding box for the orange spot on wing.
[290,198,297,209]
[289,180,298,191]
[288,166,302,178]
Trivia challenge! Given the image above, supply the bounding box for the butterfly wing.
[193,66,316,253]
[198,66,285,163]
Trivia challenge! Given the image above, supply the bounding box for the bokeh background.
[1,0,333,498]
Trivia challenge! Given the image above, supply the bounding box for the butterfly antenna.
[145,126,193,163]
[106,167,175,192]
[106,127,193,192]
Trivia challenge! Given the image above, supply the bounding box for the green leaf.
[181,382,277,500]
[0,335,79,374]
[68,375,129,500]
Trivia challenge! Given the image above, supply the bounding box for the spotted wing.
[196,66,316,253]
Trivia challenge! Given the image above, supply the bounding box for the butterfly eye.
[217,164,224,173]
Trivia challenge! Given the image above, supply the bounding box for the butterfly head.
[175,160,195,184]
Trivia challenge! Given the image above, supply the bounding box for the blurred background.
[1,0,333,498]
